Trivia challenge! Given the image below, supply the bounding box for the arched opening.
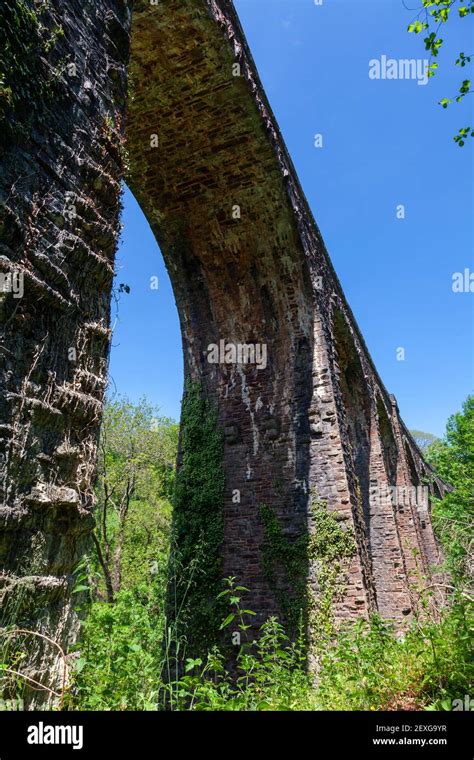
[332,308,372,535]
[376,394,398,485]
[108,185,183,415]
[124,2,317,649]
[404,441,421,486]
[85,183,182,615]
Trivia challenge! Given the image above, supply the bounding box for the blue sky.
[109,0,473,437]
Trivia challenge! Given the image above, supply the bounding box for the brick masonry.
[0,0,448,705]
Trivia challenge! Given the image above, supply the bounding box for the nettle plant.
[167,577,313,712]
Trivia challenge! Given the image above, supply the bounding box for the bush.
[71,585,164,711]
[316,601,473,711]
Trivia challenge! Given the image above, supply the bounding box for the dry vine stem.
[1,628,69,708]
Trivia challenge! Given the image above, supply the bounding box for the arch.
[404,440,421,486]
[376,393,398,486]
[331,306,372,534]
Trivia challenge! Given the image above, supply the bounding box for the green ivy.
[260,503,309,637]
[260,495,356,647]
[307,500,356,641]
[168,380,225,658]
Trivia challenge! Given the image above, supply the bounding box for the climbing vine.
[101,110,130,175]
[168,380,225,657]
[260,502,309,637]
[307,499,356,642]
[260,494,356,650]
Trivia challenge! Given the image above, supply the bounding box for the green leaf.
[408,20,425,33]
[72,584,89,594]
[219,613,235,630]
[185,658,203,672]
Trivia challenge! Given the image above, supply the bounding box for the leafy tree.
[409,429,439,452]
[426,395,473,586]
[92,397,178,602]
[407,0,474,145]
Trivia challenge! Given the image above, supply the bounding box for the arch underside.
[0,0,448,704]
[126,0,447,624]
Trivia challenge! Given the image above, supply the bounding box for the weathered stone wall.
[0,0,133,706]
[0,0,448,705]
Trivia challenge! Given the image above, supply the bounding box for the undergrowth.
[71,578,473,712]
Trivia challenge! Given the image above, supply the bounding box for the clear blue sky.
[109,0,473,437]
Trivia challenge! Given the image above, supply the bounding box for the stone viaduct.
[0,0,448,704]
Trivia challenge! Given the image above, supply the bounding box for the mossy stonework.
[0,1,65,141]
[261,496,356,654]
[169,380,225,656]
[0,0,448,705]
